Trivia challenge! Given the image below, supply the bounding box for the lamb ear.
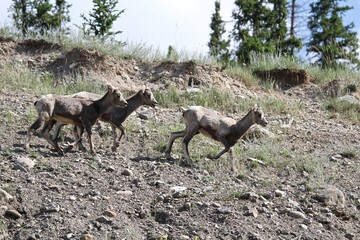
[107,84,114,92]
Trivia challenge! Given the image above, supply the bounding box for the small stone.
[203,202,210,208]
[122,169,133,176]
[203,186,213,192]
[171,186,187,198]
[80,234,94,240]
[245,208,259,218]
[14,156,35,171]
[183,202,191,211]
[202,170,209,175]
[247,207,259,218]
[315,187,345,208]
[0,188,13,202]
[40,204,60,213]
[116,190,133,195]
[279,208,291,214]
[65,233,73,239]
[83,212,91,218]
[303,218,312,225]
[155,180,166,187]
[180,235,190,240]
[104,210,117,217]
[240,192,259,200]
[93,155,102,163]
[69,62,77,69]
[275,189,286,197]
[345,233,355,240]
[26,177,35,183]
[0,205,8,214]
[300,224,308,230]
[107,166,116,172]
[156,194,165,202]
[217,208,232,214]
[212,202,221,208]
[5,209,22,219]
[288,211,306,219]
[69,195,76,201]
[195,202,203,207]
[96,216,110,223]
[138,108,155,120]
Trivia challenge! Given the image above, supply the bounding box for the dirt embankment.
[1,38,360,240]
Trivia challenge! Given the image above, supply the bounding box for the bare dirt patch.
[254,68,310,89]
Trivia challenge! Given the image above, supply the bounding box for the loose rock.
[104,210,117,217]
[80,234,94,240]
[288,211,306,219]
[14,156,35,171]
[122,169,133,176]
[315,187,345,208]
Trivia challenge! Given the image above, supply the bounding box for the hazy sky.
[1,0,360,57]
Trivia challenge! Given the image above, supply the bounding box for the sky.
[1,0,360,58]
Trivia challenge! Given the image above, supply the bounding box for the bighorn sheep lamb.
[52,87,158,151]
[165,105,268,171]
[24,84,127,159]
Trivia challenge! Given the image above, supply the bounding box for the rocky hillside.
[1,38,360,240]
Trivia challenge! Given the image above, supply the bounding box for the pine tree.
[307,0,359,68]
[31,0,56,34]
[10,0,71,35]
[10,0,31,36]
[232,0,275,63]
[54,0,72,33]
[208,0,230,63]
[268,0,288,45]
[80,0,125,39]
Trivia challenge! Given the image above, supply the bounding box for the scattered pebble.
[122,169,133,176]
[104,210,117,217]
[275,189,286,197]
[217,208,232,214]
[288,211,306,219]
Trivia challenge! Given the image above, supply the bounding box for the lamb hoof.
[207,154,216,159]
[93,155,102,163]
[111,146,118,152]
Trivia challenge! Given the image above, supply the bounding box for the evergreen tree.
[232,0,275,63]
[208,0,230,63]
[54,0,72,33]
[307,0,359,68]
[10,0,71,35]
[80,0,124,38]
[30,0,56,34]
[10,0,31,36]
[268,0,302,54]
